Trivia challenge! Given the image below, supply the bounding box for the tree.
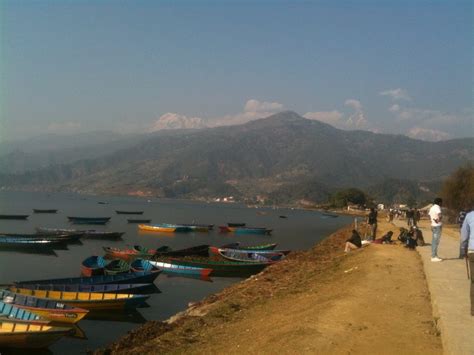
[441,164,474,212]
[330,188,367,208]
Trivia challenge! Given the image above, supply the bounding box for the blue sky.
[1,0,472,141]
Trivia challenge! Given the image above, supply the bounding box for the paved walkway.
[394,220,474,355]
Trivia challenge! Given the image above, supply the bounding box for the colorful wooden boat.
[220,242,278,251]
[149,260,212,277]
[14,271,162,286]
[154,244,210,257]
[138,223,192,233]
[9,287,149,311]
[103,245,169,260]
[0,214,29,220]
[210,246,288,257]
[104,259,131,275]
[0,300,48,324]
[12,283,155,295]
[33,209,58,214]
[218,226,272,235]
[115,210,144,215]
[81,256,108,276]
[0,320,72,349]
[161,258,273,277]
[179,224,214,232]
[212,248,286,263]
[0,290,88,324]
[130,259,159,272]
[0,237,65,249]
[0,232,83,243]
[128,218,151,223]
[227,222,246,227]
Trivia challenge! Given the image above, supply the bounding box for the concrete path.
[393,220,474,355]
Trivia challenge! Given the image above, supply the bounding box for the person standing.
[459,210,474,315]
[429,198,443,262]
[367,208,378,241]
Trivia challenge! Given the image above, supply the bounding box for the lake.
[0,191,352,354]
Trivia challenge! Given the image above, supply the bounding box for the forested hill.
[0,111,472,204]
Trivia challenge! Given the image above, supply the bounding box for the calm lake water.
[0,191,352,354]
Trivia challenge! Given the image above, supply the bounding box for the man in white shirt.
[429,197,443,262]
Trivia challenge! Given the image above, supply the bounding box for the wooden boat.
[0,237,65,249]
[33,209,58,214]
[67,216,111,225]
[227,222,246,227]
[103,245,162,260]
[154,244,210,257]
[14,271,162,286]
[81,256,108,276]
[149,260,212,277]
[210,246,288,257]
[14,283,156,295]
[0,214,29,220]
[179,224,214,232]
[1,232,83,243]
[36,227,85,235]
[161,258,273,277]
[9,287,149,311]
[116,210,144,215]
[83,231,124,239]
[104,259,131,275]
[138,223,192,233]
[218,226,273,235]
[128,218,151,224]
[212,248,286,263]
[0,290,88,324]
[0,300,48,324]
[220,242,278,251]
[130,259,159,272]
[0,320,72,349]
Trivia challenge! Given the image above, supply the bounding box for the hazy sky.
[1,0,472,142]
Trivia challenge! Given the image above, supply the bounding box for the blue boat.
[0,237,65,249]
[130,259,159,272]
[15,271,162,286]
[0,300,48,324]
[81,256,108,276]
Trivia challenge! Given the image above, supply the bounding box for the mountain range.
[0,111,472,205]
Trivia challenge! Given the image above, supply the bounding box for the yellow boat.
[0,320,72,348]
[138,224,177,232]
[9,287,149,311]
[0,290,88,324]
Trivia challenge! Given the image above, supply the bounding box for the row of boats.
[0,239,290,349]
[137,222,273,234]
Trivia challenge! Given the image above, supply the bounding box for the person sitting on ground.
[345,229,362,252]
[380,231,394,244]
[412,226,425,246]
[398,227,409,244]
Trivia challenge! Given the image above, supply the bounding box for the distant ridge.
[0,111,472,204]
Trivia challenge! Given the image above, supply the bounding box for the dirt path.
[96,220,442,354]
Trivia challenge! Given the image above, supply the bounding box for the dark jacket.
[347,231,362,248]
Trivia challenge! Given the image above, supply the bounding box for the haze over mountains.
[0,111,472,205]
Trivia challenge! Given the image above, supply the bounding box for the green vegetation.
[441,164,474,212]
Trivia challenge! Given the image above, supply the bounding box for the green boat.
[163,257,273,277]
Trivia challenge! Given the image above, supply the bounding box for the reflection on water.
[0,191,352,354]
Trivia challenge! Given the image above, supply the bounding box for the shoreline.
[94,218,442,354]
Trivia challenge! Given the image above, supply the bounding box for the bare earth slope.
[96,221,442,354]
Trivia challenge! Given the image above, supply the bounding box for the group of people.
[344,197,474,316]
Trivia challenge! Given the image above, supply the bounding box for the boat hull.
[164,258,272,277]
[0,322,71,349]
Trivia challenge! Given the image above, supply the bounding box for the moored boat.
[81,256,108,276]
[9,287,149,310]
[227,222,246,227]
[0,237,66,249]
[218,226,273,235]
[179,223,214,232]
[33,209,58,214]
[115,210,144,215]
[12,283,156,295]
[211,248,286,263]
[220,242,278,251]
[130,259,159,272]
[138,223,192,233]
[14,271,162,286]
[160,258,273,277]
[127,218,151,224]
[0,300,48,324]
[67,216,111,225]
[103,245,164,260]
[149,260,212,278]
[0,215,29,220]
[0,290,88,324]
[104,259,131,275]
[154,244,210,257]
[0,320,72,349]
